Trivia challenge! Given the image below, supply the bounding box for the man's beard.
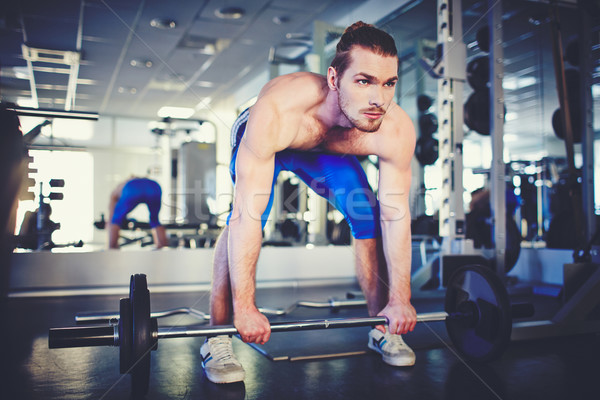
[338,91,385,132]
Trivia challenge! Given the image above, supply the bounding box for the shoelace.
[385,334,408,350]
[209,337,238,364]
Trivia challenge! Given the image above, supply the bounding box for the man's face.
[334,46,398,132]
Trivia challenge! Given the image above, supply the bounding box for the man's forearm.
[227,217,263,312]
[380,218,412,303]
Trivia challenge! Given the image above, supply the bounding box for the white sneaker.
[200,335,245,383]
[368,328,416,366]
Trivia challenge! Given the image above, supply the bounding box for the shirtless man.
[201,22,417,384]
[108,177,168,249]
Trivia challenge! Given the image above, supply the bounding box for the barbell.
[48,264,533,397]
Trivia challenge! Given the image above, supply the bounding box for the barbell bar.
[48,265,534,397]
[50,312,452,348]
[156,311,451,338]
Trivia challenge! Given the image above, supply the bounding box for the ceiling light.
[130,59,153,68]
[147,79,186,92]
[157,106,195,119]
[285,33,312,41]
[196,81,214,88]
[150,18,177,29]
[273,16,290,25]
[215,6,245,19]
[118,86,138,94]
[177,34,218,55]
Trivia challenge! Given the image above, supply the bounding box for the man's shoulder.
[380,104,413,136]
[377,104,416,162]
[258,72,326,110]
[272,71,325,86]
[387,102,410,122]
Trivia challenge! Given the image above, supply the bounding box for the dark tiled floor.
[2,284,600,400]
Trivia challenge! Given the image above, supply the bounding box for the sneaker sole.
[368,343,416,367]
[204,368,246,384]
[381,353,416,367]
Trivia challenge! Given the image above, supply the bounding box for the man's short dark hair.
[330,21,398,78]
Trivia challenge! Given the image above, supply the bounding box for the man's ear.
[327,66,338,90]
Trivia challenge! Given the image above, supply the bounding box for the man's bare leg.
[108,224,120,249]
[209,226,233,326]
[151,226,168,249]
[354,237,388,316]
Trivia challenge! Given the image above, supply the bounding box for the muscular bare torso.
[243,72,409,163]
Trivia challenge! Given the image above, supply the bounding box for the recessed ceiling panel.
[79,40,123,67]
[198,43,268,84]
[242,7,313,43]
[270,0,333,12]
[164,49,212,79]
[78,63,112,85]
[82,5,140,44]
[136,0,206,33]
[188,19,245,40]
[113,66,157,89]
[125,32,180,67]
[197,0,271,23]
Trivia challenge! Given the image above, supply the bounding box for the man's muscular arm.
[227,103,279,345]
[376,111,417,335]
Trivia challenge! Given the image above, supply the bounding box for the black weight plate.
[467,56,489,91]
[417,94,433,113]
[476,25,490,53]
[445,265,512,362]
[415,136,439,166]
[464,90,490,135]
[418,113,438,136]
[119,298,132,374]
[130,274,152,397]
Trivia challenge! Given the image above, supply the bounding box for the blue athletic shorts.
[112,178,162,228]
[227,108,381,239]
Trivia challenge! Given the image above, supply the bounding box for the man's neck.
[317,88,353,130]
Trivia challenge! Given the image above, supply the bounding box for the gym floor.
[2,283,600,400]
